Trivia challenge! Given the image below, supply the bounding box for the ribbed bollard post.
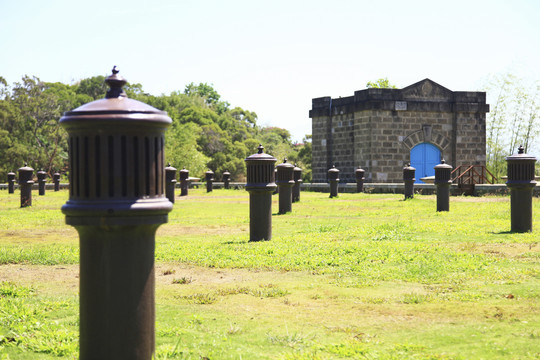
[506,145,537,232]
[328,165,340,198]
[53,171,61,191]
[7,171,15,194]
[60,67,172,360]
[434,160,452,212]
[18,164,34,208]
[179,167,189,196]
[37,169,47,196]
[245,144,277,241]
[355,166,365,193]
[222,170,231,189]
[165,163,177,204]
[403,163,416,200]
[276,159,294,214]
[292,163,302,203]
[205,170,214,192]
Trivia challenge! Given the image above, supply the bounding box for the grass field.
[0,188,539,359]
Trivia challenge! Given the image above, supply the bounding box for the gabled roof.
[400,79,454,101]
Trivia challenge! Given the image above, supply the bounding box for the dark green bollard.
[276,159,294,214]
[434,160,452,211]
[403,163,416,200]
[18,164,34,207]
[506,145,537,232]
[355,166,365,193]
[60,67,172,360]
[328,165,340,198]
[245,144,277,241]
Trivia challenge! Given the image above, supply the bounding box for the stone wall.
[310,79,489,183]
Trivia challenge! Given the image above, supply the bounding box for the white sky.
[1,0,539,142]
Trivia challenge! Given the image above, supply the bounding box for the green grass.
[0,188,539,359]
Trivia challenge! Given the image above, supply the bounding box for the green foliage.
[366,77,398,89]
[0,75,309,182]
[483,73,540,180]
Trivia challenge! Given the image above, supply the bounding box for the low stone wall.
[2,182,537,196]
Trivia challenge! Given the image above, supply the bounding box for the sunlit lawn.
[0,188,539,359]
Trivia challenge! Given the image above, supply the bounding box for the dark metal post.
[245,144,277,241]
[18,164,34,207]
[37,169,47,196]
[276,159,294,214]
[60,67,172,360]
[205,170,214,192]
[179,168,189,196]
[165,163,177,204]
[355,166,365,193]
[434,160,452,211]
[328,165,340,198]
[506,145,537,232]
[292,164,302,203]
[7,171,15,194]
[222,170,231,189]
[403,163,416,200]
[53,171,61,191]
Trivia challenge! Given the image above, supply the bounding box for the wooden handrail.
[451,165,497,185]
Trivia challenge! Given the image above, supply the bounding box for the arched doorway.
[410,143,440,183]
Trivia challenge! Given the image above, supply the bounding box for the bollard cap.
[245,144,277,191]
[60,67,173,223]
[245,144,277,163]
[60,66,171,130]
[434,159,452,170]
[506,145,537,186]
[276,158,295,185]
[403,163,416,181]
[506,145,537,162]
[18,163,34,172]
[223,170,231,176]
[328,164,340,181]
[165,163,177,172]
[434,159,453,184]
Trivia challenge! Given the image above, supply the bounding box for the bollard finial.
[518,145,524,154]
[257,144,264,154]
[441,159,446,164]
[283,158,288,163]
[105,66,127,99]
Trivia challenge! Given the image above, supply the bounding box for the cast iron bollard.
[328,165,340,198]
[37,169,47,196]
[434,160,452,212]
[205,169,214,192]
[245,144,277,241]
[179,167,189,196]
[165,163,177,204]
[403,163,416,200]
[222,170,231,189]
[18,164,34,207]
[276,159,294,214]
[292,163,302,203]
[59,67,172,360]
[506,145,537,232]
[355,166,365,193]
[7,171,15,194]
[53,171,61,191]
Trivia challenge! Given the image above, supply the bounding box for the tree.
[483,73,540,179]
[366,77,397,89]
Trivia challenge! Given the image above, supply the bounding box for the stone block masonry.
[309,79,489,183]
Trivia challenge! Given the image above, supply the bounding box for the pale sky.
[1,0,539,142]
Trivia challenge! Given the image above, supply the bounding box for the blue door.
[410,143,440,183]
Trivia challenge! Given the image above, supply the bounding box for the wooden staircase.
[451,165,497,195]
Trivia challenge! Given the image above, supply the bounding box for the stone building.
[309,79,489,183]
